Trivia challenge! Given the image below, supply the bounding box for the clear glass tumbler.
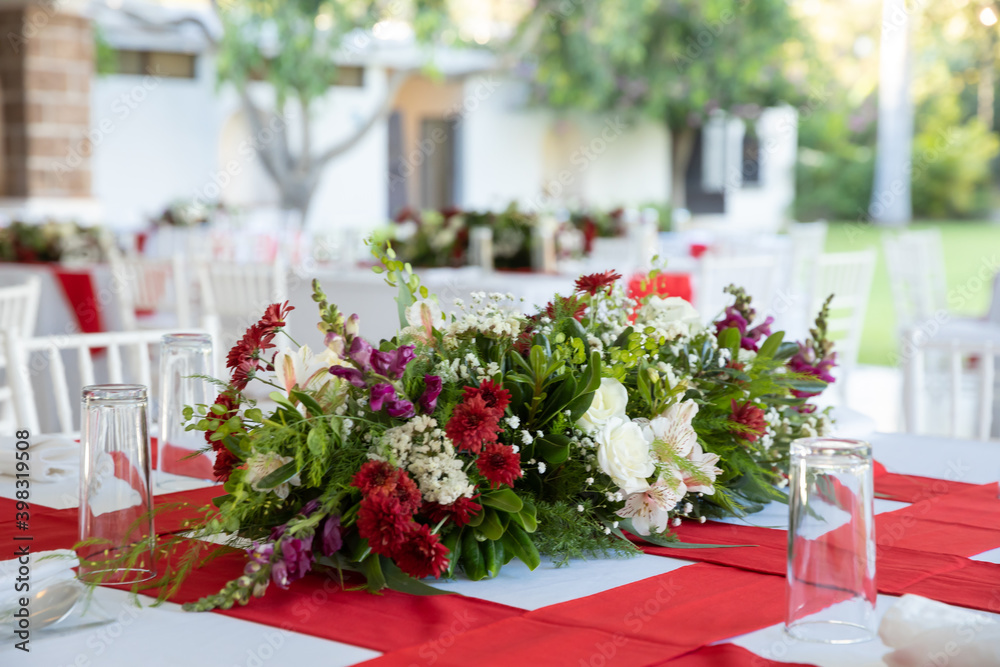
[79,384,155,584]
[786,437,876,643]
[158,333,215,485]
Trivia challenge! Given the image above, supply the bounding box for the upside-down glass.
[786,437,876,643]
[78,385,155,584]
[158,333,215,485]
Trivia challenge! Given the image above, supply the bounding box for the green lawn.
[824,221,1000,366]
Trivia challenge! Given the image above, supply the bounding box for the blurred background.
[3,0,1000,436]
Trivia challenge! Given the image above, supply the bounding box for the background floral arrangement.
[0,220,112,263]
[386,203,625,270]
[131,245,835,610]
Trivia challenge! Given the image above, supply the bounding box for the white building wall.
[90,55,220,229]
[578,117,669,209]
[724,106,798,230]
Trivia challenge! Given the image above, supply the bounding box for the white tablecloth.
[3,431,999,666]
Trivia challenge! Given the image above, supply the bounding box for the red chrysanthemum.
[230,358,258,391]
[204,392,241,448]
[212,447,240,482]
[259,301,294,329]
[390,470,423,514]
[445,394,501,454]
[544,295,587,322]
[475,443,523,489]
[225,323,277,370]
[393,523,450,580]
[730,399,766,443]
[356,491,412,556]
[352,461,398,495]
[462,379,510,416]
[575,270,622,296]
[421,497,482,528]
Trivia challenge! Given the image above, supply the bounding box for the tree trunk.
[870,0,913,226]
[670,126,696,211]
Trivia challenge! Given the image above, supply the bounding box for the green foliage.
[529,0,812,131]
[532,499,639,566]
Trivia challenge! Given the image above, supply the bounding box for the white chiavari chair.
[902,328,1000,441]
[3,320,220,437]
[0,276,41,433]
[697,253,779,323]
[109,251,193,331]
[197,257,288,348]
[812,250,876,401]
[883,229,948,333]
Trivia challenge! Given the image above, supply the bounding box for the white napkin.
[0,436,79,483]
[0,549,79,621]
[880,594,1000,666]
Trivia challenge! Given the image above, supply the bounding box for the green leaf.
[396,279,415,329]
[717,326,741,355]
[477,508,504,541]
[535,433,571,465]
[443,530,462,578]
[290,390,324,417]
[461,530,487,581]
[480,539,500,579]
[306,427,327,458]
[502,522,541,570]
[358,553,386,593]
[481,488,523,513]
[255,460,297,490]
[381,557,453,595]
[566,391,595,423]
[512,498,538,533]
[756,331,784,359]
[584,351,603,392]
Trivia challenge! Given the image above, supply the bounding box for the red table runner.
[52,267,105,334]
[16,465,1000,666]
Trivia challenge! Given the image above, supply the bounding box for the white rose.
[595,417,655,494]
[578,377,629,432]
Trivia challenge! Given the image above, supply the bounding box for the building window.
[248,64,364,87]
[742,125,761,185]
[114,50,197,78]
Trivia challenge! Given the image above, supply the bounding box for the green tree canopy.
[529,0,813,207]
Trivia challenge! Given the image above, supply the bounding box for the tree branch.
[111,4,220,48]
[238,87,288,187]
[313,67,413,167]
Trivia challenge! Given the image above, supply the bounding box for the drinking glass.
[786,437,876,643]
[78,385,155,584]
[158,333,215,485]
[468,226,494,271]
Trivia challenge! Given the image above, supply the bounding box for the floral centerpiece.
[135,246,835,610]
[389,204,584,270]
[0,220,111,263]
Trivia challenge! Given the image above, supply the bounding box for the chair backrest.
[197,258,288,321]
[0,275,41,338]
[901,328,1000,440]
[3,321,220,436]
[697,254,779,322]
[110,253,192,330]
[883,229,948,331]
[788,221,828,301]
[812,250,876,371]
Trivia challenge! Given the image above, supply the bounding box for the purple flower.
[369,383,396,412]
[742,316,774,351]
[386,397,415,419]
[789,342,838,399]
[329,365,366,387]
[370,345,415,379]
[349,337,374,370]
[301,499,321,516]
[247,542,273,565]
[271,560,289,588]
[279,537,312,584]
[320,516,342,556]
[419,375,442,414]
[324,331,345,357]
[715,306,748,336]
[269,524,287,541]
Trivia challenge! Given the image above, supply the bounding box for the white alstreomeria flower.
[405,298,444,330]
[594,416,655,494]
[616,472,686,535]
[578,377,629,432]
[244,451,301,499]
[682,442,722,495]
[642,399,699,459]
[273,345,342,394]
